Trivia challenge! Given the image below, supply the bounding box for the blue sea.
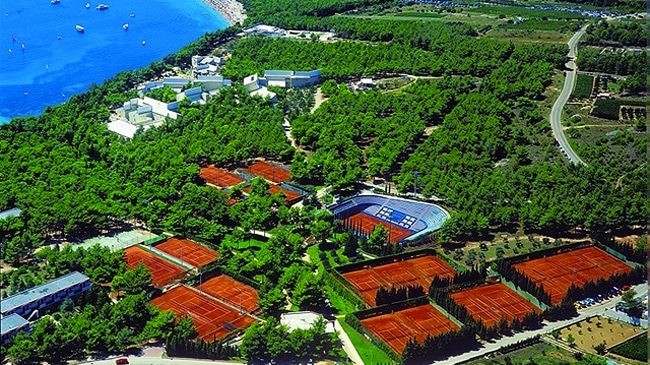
[0,0,229,124]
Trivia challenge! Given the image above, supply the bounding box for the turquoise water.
[0,0,228,124]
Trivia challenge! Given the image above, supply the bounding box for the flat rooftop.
[1,313,29,336]
[0,271,90,315]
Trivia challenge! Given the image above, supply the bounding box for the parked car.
[115,359,129,365]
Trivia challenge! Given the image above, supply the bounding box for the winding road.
[549,25,589,166]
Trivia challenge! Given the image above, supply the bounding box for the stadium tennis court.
[329,193,449,243]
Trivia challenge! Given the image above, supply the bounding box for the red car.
[115,358,129,365]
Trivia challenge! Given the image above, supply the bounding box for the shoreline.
[201,0,247,26]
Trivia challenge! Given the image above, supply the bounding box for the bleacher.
[328,193,449,241]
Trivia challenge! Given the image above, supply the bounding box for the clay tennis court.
[514,246,633,305]
[197,275,259,313]
[342,255,456,306]
[244,161,291,183]
[155,238,219,268]
[200,166,244,188]
[124,245,187,287]
[242,184,302,205]
[343,212,413,243]
[151,285,256,341]
[450,283,540,327]
[360,303,460,354]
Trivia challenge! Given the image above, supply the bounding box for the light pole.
[413,171,419,196]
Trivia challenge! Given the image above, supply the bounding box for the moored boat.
[76,24,85,33]
[85,2,90,8]
[96,3,109,10]
[51,0,60,4]
[123,23,129,30]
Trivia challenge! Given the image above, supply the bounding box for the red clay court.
[244,161,291,183]
[342,255,456,306]
[124,245,187,287]
[450,283,540,327]
[344,212,413,243]
[514,246,633,305]
[155,238,219,268]
[197,275,259,313]
[200,166,244,188]
[151,285,256,341]
[360,304,460,354]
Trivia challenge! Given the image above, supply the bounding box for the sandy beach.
[202,0,247,25]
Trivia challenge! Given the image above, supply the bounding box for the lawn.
[338,320,395,365]
[560,316,645,354]
[466,342,576,365]
[466,5,586,20]
[307,244,359,314]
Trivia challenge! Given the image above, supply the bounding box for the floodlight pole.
[413,171,419,196]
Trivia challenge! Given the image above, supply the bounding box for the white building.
[260,69,321,89]
[242,24,286,38]
[244,74,277,103]
[280,311,335,333]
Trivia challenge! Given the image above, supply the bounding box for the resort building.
[0,208,21,221]
[260,69,321,89]
[0,271,92,343]
[241,24,286,38]
[1,313,30,344]
[0,271,91,319]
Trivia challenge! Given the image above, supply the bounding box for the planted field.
[609,332,647,362]
[200,166,244,188]
[342,255,456,306]
[342,212,413,243]
[124,245,186,287]
[197,274,259,313]
[155,237,219,268]
[572,74,594,99]
[360,303,459,354]
[151,285,256,341]
[513,246,633,304]
[244,161,291,183]
[466,342,576,365]
[450,283,540,327]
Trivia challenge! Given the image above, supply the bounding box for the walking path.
[334,318,364,365]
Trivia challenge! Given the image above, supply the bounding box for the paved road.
[429,284,647,365]
[550,25,588,166]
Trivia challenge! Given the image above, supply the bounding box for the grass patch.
[393,12,447,18]
[338,320,395,365]
[609,332,648,362]
[573,74,594,99]
[560,316,645,354]
[465,342,576,365]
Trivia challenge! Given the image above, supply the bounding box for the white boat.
[76,24,85,33]
[129,13,135,17]
[96,3,109,10]
[122,23,129,30]
[141,40,146,45]
[51,0,60,4]
[85,2,90,8]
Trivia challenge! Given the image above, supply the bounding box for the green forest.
[0,0,648,363]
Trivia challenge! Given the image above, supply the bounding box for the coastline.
[201,0,247,26]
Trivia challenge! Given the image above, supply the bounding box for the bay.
[0,0,229,124]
